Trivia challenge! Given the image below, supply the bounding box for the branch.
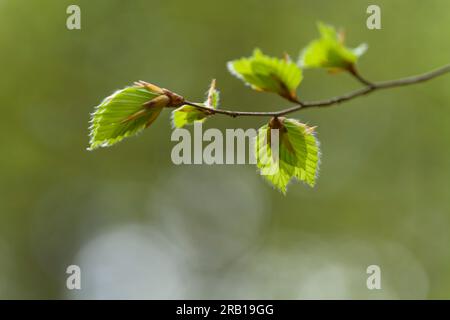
[183,64,450,118]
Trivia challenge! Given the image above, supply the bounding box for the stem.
[183,64,450,118]
[348,64,375,87]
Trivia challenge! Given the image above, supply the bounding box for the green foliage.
[87,21,373,193]
[171,79,220,128]
[227,49,303,101]
[88,86,165,150]
[299,22,367,70]
[255,118,320,193]
[204,79,220,109]
[172,105,209,128]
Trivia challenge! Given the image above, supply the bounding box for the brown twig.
[182,64,450,118]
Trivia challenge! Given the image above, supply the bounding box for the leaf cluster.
[88,22,367,193]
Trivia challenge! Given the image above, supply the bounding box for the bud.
[134,80,164,95]
[135,80,185,107]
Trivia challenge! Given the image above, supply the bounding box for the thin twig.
[183,64,450,118]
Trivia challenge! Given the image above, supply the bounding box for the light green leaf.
[88,86,165,150]
[255,124,293,194]
[255,118,320,193]
[171,79,219,128]
[299,22,367,70]
[171,105,210,128]
[205,79,220,108]
[283,119,320,187]
[228,49,303,101]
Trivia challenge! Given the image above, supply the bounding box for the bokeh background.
[0,0,449,299]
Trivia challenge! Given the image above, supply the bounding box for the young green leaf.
[282,119,320,187]
[255,125,293,194]
[171,79,219,128]
[205,79,220,109]
[88,86,166,150]
[299,22,367,71]
[171,105,210,128]
[228,49,303,102]
[255,117,320,193]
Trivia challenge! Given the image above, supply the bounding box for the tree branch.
[183,64,450,118]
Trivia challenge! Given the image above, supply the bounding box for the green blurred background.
[0,0,449,299]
